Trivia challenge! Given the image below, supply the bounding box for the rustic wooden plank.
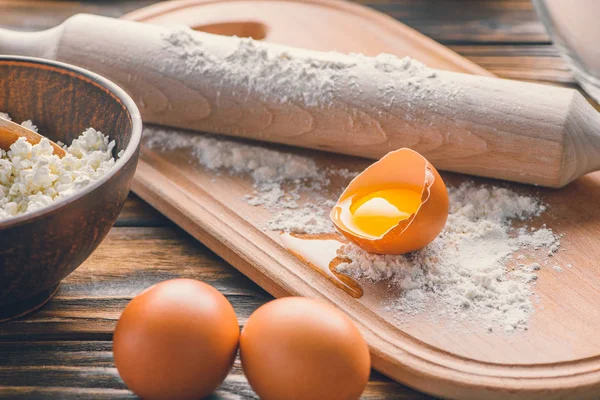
[0,226,270,340]
[0,381,430,399]
[0,1,157,30]
[0,295,265,341]
[0,0,549,45]
[447,44,575,84]
[115,194,169,227]
[365,0,549,44]
[0,388,135,400]
[59,226,268,297]
[444,46,600,109]
[0,342,431,399]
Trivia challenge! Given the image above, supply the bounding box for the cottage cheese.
[0,113,117,221]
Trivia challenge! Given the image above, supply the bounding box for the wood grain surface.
[0,1,590,399]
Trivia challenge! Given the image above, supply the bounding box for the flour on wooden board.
[338,183,561,332]
[144,125,565,332]
[145,126,350,234]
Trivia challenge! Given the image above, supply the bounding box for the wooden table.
[0,1,578,398]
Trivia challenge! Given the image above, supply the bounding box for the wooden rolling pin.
[1,14,599,187]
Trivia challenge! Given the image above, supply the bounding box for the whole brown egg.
[240,297,371,400]
[113,279,239,400]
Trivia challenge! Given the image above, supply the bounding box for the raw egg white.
[240,297,370,400]
[331,148,448,254]
[113,279,239,400]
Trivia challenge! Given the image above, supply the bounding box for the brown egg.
[331,148,449,254]
[240,297,371,400]
[113,279,239,400]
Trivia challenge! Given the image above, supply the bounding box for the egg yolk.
[345,188,422,237]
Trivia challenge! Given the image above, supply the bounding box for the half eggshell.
[330,148,449,254]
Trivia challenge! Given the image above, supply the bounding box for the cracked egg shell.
[330,148,448,255]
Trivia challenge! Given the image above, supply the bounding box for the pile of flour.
[0,112,117,221]
[144,127,562,332]
[338,183,560,332]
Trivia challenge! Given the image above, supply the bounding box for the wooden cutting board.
[122,1,600,398]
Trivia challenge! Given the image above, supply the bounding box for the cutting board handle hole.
[193,21,267,40]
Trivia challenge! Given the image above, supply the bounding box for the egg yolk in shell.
[342,187,423,238]
[330,148,449,255]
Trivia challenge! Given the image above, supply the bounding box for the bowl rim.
[0,55,143,230]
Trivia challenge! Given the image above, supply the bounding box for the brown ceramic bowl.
[0,56,142,321]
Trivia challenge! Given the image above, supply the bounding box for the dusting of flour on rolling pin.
[0,112,119,221]
[156,26,475,156]
[162,27,448,109]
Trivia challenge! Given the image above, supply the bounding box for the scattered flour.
[0,113,117,221]
[144,125,563,333]
[266,201,336,234]
[337,182,561,332]
[144,126,347,233]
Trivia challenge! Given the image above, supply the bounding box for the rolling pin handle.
[0,25,63,59]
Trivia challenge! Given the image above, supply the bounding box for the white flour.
[266,202,336,234]
[161,28,449,109]
[144,126,348,233]
[338,182,561,332]
[0,113,117,221]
